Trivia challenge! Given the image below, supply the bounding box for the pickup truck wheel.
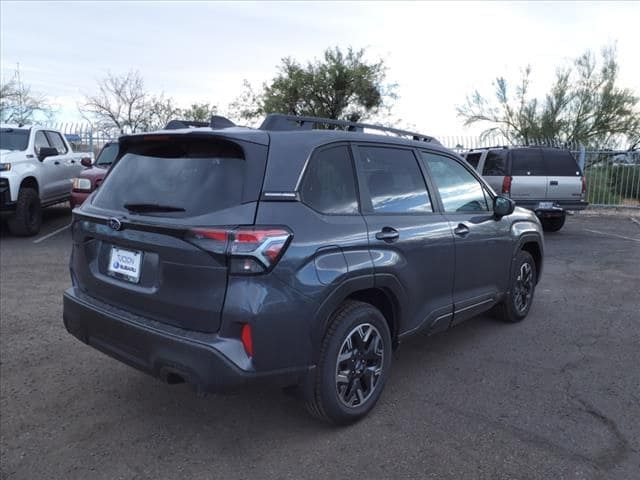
[494,250,537,323]
[7,187,42,237]
[541,214,565,232]
[305,300,392,424]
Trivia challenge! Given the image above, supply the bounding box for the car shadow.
[0,202,72,238]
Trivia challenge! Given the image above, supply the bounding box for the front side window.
[300,145,358,214]
[45,131,68,155]
[483,150,508,176]
[422,152,490,213]
[356,146,432,214]
[34,131,50,156]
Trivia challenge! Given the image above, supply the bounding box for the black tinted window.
[483,150,508,176]
[45,131,68,154]
[511,148,545,176]
[96,143,119,166]
[465,153,481,169]
[422,152,489,213]
[0,128,29,151]
[543,149,581,176]
[356,146,432,214]
[93,139,245,217]
[300,145,358,214]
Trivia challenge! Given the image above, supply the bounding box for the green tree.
[0,66,52,124]
[230,47,396,123]
[457,46,640,148]
[181,102,218,122]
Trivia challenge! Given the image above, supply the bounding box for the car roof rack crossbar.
[164,115,236,130]
[259,114,438,143]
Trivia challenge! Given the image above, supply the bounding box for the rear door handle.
[375,227,399,242]
[453,223,470,237]
[550,180,558,186]
[70,159,76,164]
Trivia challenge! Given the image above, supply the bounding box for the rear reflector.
[241,324,253,357]
[581,176,587,195]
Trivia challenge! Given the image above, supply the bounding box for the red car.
[71,142,118,208]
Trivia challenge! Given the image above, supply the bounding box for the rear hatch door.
[509,148,548,201]
[70,133,268,333]
[542,149,583,201]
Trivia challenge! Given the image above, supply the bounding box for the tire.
[7,187,42,237]
[494,250,537,323]
[541,214,565,232]
[305,300,392,425]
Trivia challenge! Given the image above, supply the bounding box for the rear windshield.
[0,128,29,151]
[96,143,119,166]
[510,148,545,176]
[92,138,245,217]
[543,149,581,176]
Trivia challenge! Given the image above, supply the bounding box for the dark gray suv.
[63,115,544,424]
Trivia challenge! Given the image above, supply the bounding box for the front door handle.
[54,160,60,165]
[70,159,76,164]
[454,223,470,237]
[375,227,399,242]
[550,180,558,186]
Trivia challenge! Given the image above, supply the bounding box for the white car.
[1,125,87,236]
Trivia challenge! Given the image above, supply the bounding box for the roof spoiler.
[164,115,236,130]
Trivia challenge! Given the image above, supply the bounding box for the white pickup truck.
[1,125,88,236]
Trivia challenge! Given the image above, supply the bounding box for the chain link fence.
[49,124,640,208]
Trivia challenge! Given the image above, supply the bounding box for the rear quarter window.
[482,150,508,176]
[92,138,246,217]
[543,149,581,176]
[464,152,481,169]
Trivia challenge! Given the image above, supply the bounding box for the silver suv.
[463,146,588,232]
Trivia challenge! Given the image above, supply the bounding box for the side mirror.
[38,147,59,162]
[81,157,92,167]
[494,195,515,218]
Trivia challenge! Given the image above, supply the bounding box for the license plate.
[108,247,142,283]
[537,201,554,210]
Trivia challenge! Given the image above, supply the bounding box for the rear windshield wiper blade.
[123,203,186,213]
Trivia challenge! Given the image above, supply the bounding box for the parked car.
[463,146,588,232]
[0,125,87,236]
[63,115,544,424]
[71,141,118,208]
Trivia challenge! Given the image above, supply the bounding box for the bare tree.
[0,65,52,124]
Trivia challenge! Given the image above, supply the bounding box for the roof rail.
[164,115,236,130]
[259,114,438,144]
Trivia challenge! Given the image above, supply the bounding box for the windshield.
[0,128,30,151]
[96,143,118,166]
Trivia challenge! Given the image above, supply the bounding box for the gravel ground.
[1,208,639,480]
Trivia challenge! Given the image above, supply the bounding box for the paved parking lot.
[1,208,639,480]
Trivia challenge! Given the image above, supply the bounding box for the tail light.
[187,227,292,274]
[502,175,512,195]
[581,176,587,195]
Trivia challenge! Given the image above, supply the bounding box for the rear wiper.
[123,203,186,213]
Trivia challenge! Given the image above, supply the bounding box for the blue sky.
[1,1,639,135]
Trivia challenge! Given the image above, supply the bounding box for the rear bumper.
[515,200,589,215]
[63,288,311,393]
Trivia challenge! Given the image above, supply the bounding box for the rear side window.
[45,131,68,154]
[300,145,358,214]
[465,153,481,169]
[543,149,581,176]
[92,138,245,217]
[422,152,490,213]
[356,146,432,214]
[482,150,508,176]
[511,148,545,176]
